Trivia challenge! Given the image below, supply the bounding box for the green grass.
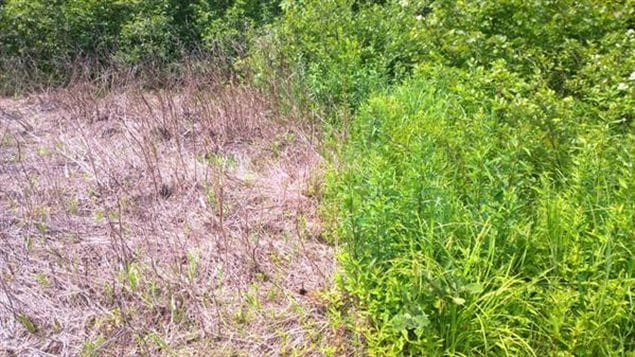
[326,65,634,355]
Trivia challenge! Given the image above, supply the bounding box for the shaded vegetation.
[251,0,634,123]
[0,0,280,92]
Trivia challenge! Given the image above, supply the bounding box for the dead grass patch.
[0,79,338,355]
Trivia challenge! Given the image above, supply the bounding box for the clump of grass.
[326,64,634,355]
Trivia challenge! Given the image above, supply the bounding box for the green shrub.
[115,2,180,66]
[251,0,417,111]
[250,2,634,353]
[566,29,635,130]
[0,0,68,64]
[256,0,633,115]
[194,0,280,59]
[326,65,634,354]
[0,0,281,91]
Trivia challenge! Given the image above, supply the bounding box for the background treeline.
[250,0,634,124]
[0,0,280,92]
[1,0,633,355]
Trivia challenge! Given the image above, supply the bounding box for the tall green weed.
[326,65,634,354]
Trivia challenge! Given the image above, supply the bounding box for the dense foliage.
[328,65,634,354]
[255,0,634,354]
[0,0,280,91]
[253,0,634,122]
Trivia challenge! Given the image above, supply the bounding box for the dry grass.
[0,77,338,356]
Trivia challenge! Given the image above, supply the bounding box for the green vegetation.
[327,65,634,354]
[254,0,633,119]
[0,0,280,92]
[1,0,633,355]
[260,0,634,354]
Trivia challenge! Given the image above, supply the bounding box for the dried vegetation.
[0,73,337,355]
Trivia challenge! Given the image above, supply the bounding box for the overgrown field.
[1,0,634,355]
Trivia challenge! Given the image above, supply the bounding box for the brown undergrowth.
[0,76,339,355]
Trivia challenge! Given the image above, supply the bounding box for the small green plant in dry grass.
[125,263,141,292]
[187,250,201,283]
[102,282,116,304]
[1,131,16,147]
[266,286,282,303]
[36,146,49,157]
[65,197,80,215]
[233,305,252,326]
[326,65,634,355]
[94,210,106,224]
[138,332,174,356]
[81,336,107,357]
[204,183,219,210]
[17,313,39,335]
[34,273,50,288]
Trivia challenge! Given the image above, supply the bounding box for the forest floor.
[0,83,341,356]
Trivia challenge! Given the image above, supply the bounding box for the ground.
[0,82,339,356]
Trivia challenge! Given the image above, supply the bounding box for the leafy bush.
[0,0,281,91]
[256,0,634,116]
[194,0,280,59]
[251,0,416,111]
[115,2,180,66]
[326,65,634,354]
[0,0,129,62]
